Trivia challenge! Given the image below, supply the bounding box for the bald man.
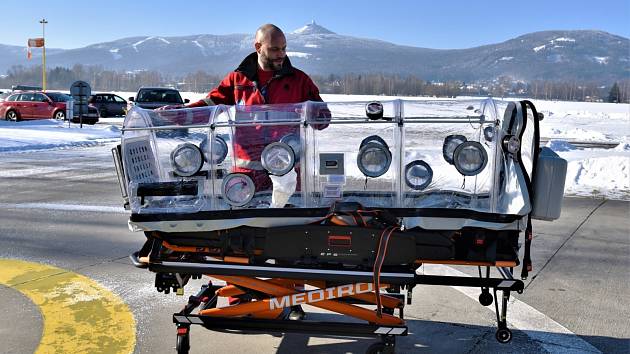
[187,24,325,321]
[185,24,325,192]
[189,23,323,107]
[256,23,289,72]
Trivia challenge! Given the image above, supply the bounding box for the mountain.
[0,44,63,75]
[1,22,628,83]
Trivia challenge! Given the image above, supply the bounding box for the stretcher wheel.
[176,334,190,354]
[288,305,306,320]
[381,307,395,316]
[366,341,395,354]
[495,328,512,343]
[478,290,493,306]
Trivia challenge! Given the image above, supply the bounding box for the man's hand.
[293,104,331,130]
[155,104,184,111]
[313,106,331,130]
[315,107,332,119]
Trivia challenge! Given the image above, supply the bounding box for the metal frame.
[121,115,485,132]
[110,145,129,209]
[132,248,523,353]
[169,276,408,353]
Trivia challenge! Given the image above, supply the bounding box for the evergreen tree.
[608,82,620,103]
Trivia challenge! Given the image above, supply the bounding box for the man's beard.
[263,53,283,71]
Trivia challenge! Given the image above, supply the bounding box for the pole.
[39,19,48,91]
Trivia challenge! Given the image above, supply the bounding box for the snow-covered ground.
[529,99,629,200]
[0,119,120,152]
[1,92,628,200]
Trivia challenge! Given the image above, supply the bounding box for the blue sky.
[3,0,629,49]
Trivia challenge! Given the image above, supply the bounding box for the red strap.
[373,226,396,317]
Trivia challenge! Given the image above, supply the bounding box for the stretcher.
[114,98,567,353]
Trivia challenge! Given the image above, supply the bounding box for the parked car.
[11,85,42,91]
[71,103,100,125]
[129,87,189,109]
[89,93,127,117]
[0,91,99,124]
[1,91,69,121]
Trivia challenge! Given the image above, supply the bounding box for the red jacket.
[207,52,323,106]
[193,53,324,190]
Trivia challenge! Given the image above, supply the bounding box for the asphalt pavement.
[0,144,628,353]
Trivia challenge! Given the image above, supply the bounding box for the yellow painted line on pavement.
[0,259,136,354]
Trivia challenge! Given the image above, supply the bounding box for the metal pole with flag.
[39,19,48,91]
[27,38,44,60]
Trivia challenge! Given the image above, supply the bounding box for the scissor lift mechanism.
[132,250,523,354]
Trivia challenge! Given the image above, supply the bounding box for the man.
[175,24,325,320]
[183,23,326,191]
[189,23,323,106]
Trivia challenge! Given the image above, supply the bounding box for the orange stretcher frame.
[139,237,526,353]
[198,275,404,325]
[151,237,518,327]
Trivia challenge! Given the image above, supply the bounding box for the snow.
[131,36,170,51]
[0,94,628,201]
[541,140,629,199]
[0,119,120,153]
[534,37,576,53]
[614,142,630,151]
[304,44,320,48]
[109,48,122,60]
[532,100,629,142]
[551,37,576,43]
[594,56,609,64]
[532,98,630,200]
[499,56,514,61]
[561,152,628,200]
[293,25,311,34]
[533,45,546,52]
[131,38,149,52]
[287,51,312,58]
[291,21,335,35]
[192,40,207,56]
[545,140,576,152]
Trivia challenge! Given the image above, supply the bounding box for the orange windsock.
[28,38,45,48]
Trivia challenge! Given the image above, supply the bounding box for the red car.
[0,91,71,121]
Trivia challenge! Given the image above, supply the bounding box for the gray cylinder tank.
[531,147,568,221]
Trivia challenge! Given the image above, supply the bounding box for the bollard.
[66,98,73,127]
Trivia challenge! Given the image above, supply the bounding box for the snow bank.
[532,99,629,143]
[564,156,629,200]
[542,127,610,141]
[614,142,630,151]
[0,119,120,153]
[545,140,577,152]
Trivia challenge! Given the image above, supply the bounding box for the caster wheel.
[382,307,395,315]
[495,328,512,343]
[479,291,493,306]
[176,334,190,354]
[366,342,395,354]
